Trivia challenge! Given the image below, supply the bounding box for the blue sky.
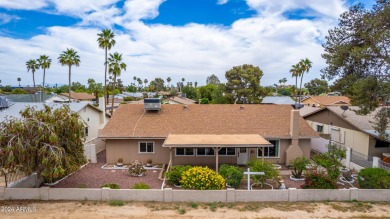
[0,0,375,87]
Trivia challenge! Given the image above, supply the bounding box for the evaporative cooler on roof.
[144,98,161,111]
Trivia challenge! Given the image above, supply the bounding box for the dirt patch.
[1,200,390,219]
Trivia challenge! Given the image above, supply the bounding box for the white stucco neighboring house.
[0,102,109,142]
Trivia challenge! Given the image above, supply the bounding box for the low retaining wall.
[1,187,390,202]
[9,173,42,188]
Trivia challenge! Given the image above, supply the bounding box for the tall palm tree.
[137,78,142,91]
[181,78,185,92]
[167,77,171,88]
[133,76,137,86]
[17,77,21,86]
[108,52,126,115]
[144,79,148,88]
[37,55,51,102]
[58,48,81,102]
[290,63,302,106]
[298,58,312,104]
[97,29,116,111]
[26,59,40,102]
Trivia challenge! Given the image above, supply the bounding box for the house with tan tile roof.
[99,103,318,169]
[166,96,196,104]
[302,106,390,158]
[46,92,96,103]
[301,96,351,108]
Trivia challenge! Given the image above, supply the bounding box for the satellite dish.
[340,105,349,111]
[294,104,304,110]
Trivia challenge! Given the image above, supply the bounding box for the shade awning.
[162,134,273,148]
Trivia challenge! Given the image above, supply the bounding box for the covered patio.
[162,134,273,172]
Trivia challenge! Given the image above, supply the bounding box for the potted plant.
[117,158,123,167]
[290,157,310,181]
[146,158,153,167]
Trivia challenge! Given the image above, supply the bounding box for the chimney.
[290,110,299,139]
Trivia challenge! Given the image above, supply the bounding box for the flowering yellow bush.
[180,166,225,190]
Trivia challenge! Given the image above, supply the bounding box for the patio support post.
[169,147,173,167]
[214,147,222,172]
[261,147,265,161]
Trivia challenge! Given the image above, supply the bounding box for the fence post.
[226,188,235,202]
[163,188,172,202]
[40,187,49,200]
[288,188,298,202]
[350,188,359,201]
[345,147,351,169]
[101,187,110,201]
[373,157,380,168]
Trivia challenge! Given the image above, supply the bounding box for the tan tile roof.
[299,106,324,117]
[60,92,96,100]
[100,104,318,139]
[168,97,196,104]
[303,96,351,106]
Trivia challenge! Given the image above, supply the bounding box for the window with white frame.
[257,140,279,158]
[175,148,194,156]
[316,125,324,133]
[196,147,215,156]
[218,147,236,156]
[139,142,154,153]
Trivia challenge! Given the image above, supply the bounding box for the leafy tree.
[97,29,116,109]
[182,85,198,100]
[58,48,81,102]
[0,105,86,185]
[305,78,329,95]
[247,160,279,186]
[198,84,215,101]
[211,84,228,104]
[150,78,165,91]
[108,52,126,115]
[224,64,265,104]
[37,55,51,101]
[87,78,103,105]
[206,74,220,85]
[17,77,21,86]
[11,88,28,94]
[26,59,39,102]
[71,82,87,92]
[126,85,137,93]
[116,78,124,92]
[312,144,346,180]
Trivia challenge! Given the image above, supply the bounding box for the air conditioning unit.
[144,98,161,111]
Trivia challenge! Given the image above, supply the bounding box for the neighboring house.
[46,92,96,103]
[3,94,55,102]
[99,103,318,168]
[261,96,295,105]
[301,106,390,158]
[301,96,351,108]
[0,101,108,142]
[166,96,196,104]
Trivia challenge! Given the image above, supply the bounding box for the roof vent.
[240,105,245,110]
[144,98,161,111]
[0,96,9,109]
[183,105,188,110]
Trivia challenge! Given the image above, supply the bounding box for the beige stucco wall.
[106,138,311,165]
[368,137,390,157]
[78,106,106,142]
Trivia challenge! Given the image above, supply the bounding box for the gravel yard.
[53,150,164,189]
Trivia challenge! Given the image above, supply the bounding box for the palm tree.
[108,52,127,115]
[58,48,81,102]
[37,55,51,102]
[194,81,198,88]
[17,77,21,86]
[167,77,171,88]
[137,78,142,91]
[298,58,312,104]
[133,76,137,86]
[26,59,39,102]
[97,29,116,111]
[181,78,185,92]
[144,79,148,88]
[290,63,302,106]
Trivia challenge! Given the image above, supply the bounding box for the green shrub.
[132,182,151,189]
[247,160,279,185]
[358,168,390,189]
[180,166,225,190]
[219,164,243,188]
[109,200,124,206]
[290,157,310,179]
[301,172,337,189]
[165,165,192,186]
[313,144,346,180]
[101,183,120,189]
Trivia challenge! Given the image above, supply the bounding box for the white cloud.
[0,13,20,25]
[217,0,229,5]
[0,0,48,10]
[0,0,349,87]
